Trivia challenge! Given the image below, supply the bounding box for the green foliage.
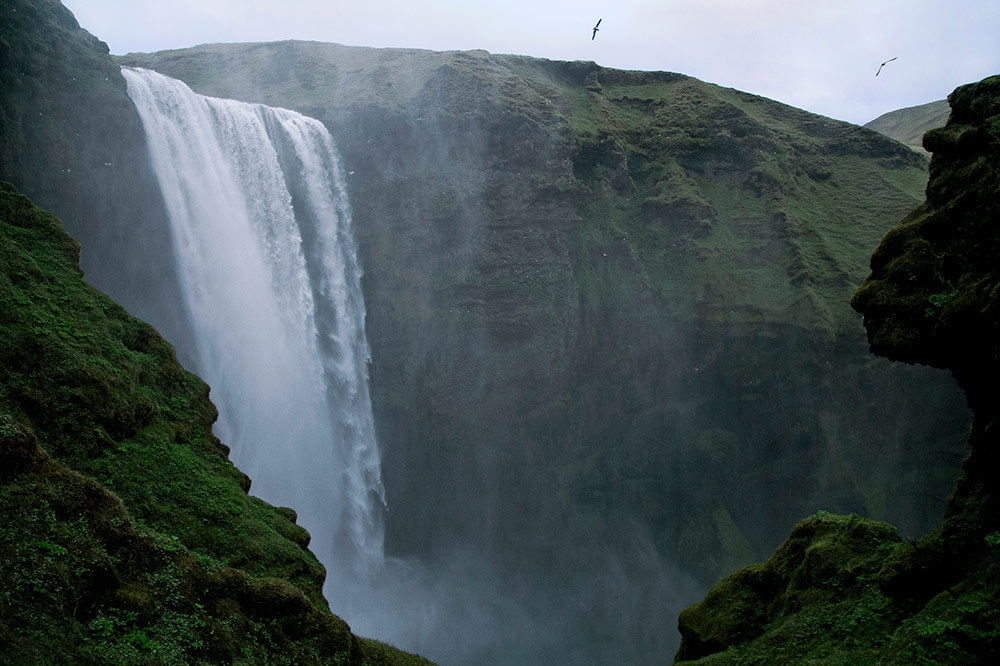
[925,289,959,317]
[6,4,987,661]
[0,183,430,664]
[676,513,908,664]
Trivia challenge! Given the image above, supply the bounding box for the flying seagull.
[592,18,602,40]
[875,56,897,77]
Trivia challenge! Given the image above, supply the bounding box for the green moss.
[676,512,906,664]
[0,183,432,663]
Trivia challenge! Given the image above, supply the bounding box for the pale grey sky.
[62,0,999,125]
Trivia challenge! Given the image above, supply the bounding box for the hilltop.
[865,99,950,151]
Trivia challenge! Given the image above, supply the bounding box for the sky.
[62,0,999,125]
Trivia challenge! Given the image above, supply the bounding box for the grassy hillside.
[2,2,977,658]
[865,99,949,152]
[0,182,432,665]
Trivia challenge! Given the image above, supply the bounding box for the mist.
[341,519,702,664]
[4,0,985,662]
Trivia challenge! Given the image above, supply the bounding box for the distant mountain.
[865,99,949,151]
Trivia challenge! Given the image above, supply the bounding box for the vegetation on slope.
[9,6,975,657]
[865,99,950,152]
[675,74,1000,665]
[2,2,434,662]
[0,183,432,664]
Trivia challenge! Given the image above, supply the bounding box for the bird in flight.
[875,56,897,77]
[592,18,602,40]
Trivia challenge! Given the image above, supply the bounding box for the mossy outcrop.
[675,75,1000,665]
[0,182,431,662]
[676,512,907,664]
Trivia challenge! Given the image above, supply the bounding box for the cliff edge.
[675,74,1000,665]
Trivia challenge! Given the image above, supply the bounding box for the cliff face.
[2,2,981,661]
[0,0,195,358]
[675,75,1000,665]
[122,42,969,587]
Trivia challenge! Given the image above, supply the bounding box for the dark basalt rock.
[854,75,1000,409]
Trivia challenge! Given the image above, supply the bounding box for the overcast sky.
[62,0,999,125]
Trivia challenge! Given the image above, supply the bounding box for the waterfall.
[122,66,385,582]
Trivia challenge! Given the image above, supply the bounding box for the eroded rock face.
[121,42,969,590]
[0,0,196,361]
[854,74,1000,631]
[853,76,1000,415]
[676,75,1000,666]
[4,5,982,657]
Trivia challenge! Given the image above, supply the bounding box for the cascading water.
[121,65,692,666]
[120,63,686,666]
[122,67,386,587]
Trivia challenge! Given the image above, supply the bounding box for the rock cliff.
[0,0,195,357]
[1,0,983,660]
[675,74,1000,665]
[123,41,969,589]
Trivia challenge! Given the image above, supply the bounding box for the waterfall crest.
[122,66,385,579]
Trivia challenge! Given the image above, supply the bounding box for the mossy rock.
[676,512,904,663]
[0,183,434,663]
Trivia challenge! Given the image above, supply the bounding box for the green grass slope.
[0,182,432,665]
[865,99,949,152]
[675,75,1000,666]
